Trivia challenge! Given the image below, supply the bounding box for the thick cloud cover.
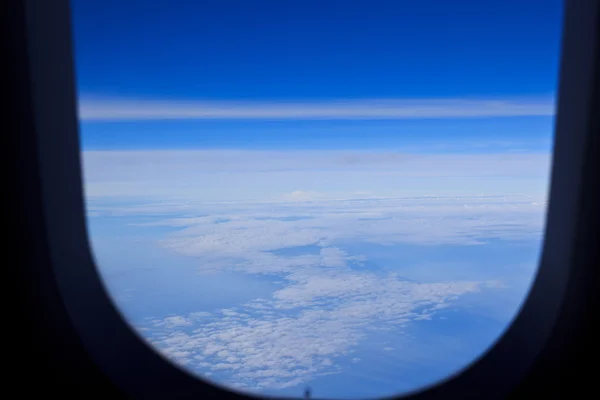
[85,149,549,392]
[91,195,544,390]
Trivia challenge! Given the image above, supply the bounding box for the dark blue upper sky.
[72,0,563,151]
[72,0,562,100]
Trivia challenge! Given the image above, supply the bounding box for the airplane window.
[71,0,563,398]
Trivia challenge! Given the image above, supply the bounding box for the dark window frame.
[9,0,600,398]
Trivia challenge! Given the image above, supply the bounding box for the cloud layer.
[84,146,549,393]
[79,97,555,121]
[81,150,552,200]
[143,276,487,391]
[93,194,546,391]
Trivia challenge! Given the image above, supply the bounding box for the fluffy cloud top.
[95,193,547,390]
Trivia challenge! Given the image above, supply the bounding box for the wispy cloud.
[81,150,552,200]
[78,96,555,121]
[147,196,547,259]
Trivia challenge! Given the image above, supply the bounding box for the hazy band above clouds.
[81,150,552,200]
[78,97,555,121]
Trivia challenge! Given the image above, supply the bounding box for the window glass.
[73,1,562,398]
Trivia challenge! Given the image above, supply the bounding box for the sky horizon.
[73,0,562,155]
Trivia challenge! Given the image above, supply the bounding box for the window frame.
[13,0,600,398]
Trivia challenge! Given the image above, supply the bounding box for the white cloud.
[141,274,488,390]
[85,149,549,391]
[319,247,352,268]
[148,196,546,262]
[106,194,536,390]
[152,316,193,328]
[281,191,320,202]
[81,150,551,201]
[78,96,554,121]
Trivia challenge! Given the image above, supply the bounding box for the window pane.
[73,0,562,398]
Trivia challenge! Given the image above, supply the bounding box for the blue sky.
[73,0,562,398]
[72,0,562,152]
[72,0,561,100]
